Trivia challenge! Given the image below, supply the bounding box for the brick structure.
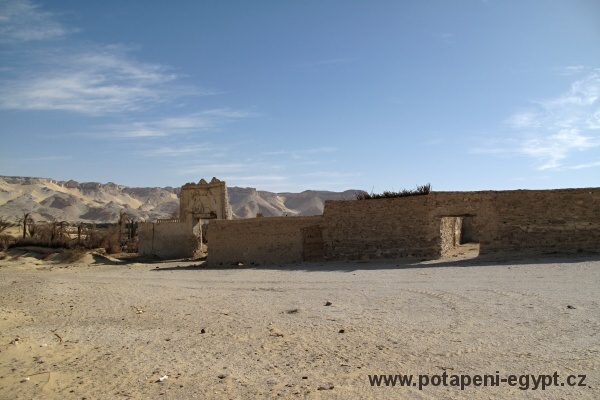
[207,188,600,264]
[207,216,323,264]
[138,178,232,259]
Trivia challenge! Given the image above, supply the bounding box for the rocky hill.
[0,176,360,224]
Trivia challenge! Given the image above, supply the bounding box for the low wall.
[207,216,323,265]
[138,219,200,259]
[323,188,600,260]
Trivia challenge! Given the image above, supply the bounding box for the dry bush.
[8,221,131,255]
[0,218,13,235]
[11,236,74,249]
[101,226,122,254]
[0,234,17,251]
[356,183,431,200]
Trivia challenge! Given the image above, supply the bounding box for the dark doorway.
[440,215,480,259]
[302,225,324,262]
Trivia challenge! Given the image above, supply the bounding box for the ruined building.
[138,178,232,259]
[139,180,600,263]
[207,188,600,264]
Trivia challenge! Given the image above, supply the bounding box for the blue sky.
[1,0,599,192]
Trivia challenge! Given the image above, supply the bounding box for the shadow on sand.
[146,252,600,273]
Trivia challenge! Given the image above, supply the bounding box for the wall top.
[182,177,226,189]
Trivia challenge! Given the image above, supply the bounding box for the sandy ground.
[0,248,599,399]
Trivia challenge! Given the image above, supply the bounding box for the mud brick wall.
[322,188,600,260]
[138,219,200,259]
[470,189,600,255]
[322,195,442,260]
[207,216,323,265]
[440,217,463,256]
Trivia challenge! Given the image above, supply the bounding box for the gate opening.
[440,215,480,259]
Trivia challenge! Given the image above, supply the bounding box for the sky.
[0,0,599,192]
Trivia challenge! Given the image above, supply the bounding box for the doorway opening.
[440,215,480,259]
[302,225,324,262]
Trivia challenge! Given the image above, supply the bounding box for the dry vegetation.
[0,213,138,255]
[356,183,432,200]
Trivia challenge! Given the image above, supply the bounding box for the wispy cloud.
[0,0,74,42]
[138,144,215,157]
[177,163,250,175]
[297,171,361,179]
[101,109,252,138]
[563,160,600,170]
[0,44,209,115]
[3,155,73,163]
[0,2,215,115]
[262,147,337,158]
[224,175,288,183]
[479,68,600,170]
[520,128,597,170]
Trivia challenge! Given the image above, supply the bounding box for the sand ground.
[0,248,598,399]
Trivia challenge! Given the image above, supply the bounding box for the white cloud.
[0,45,207,115]
[262,147,337,158]
[498,69,600,170]
[138,144,215,157]
[177,164,249,175]
[0,0,73,42]
[224,175,288,183]
[103,109,251,138]
[520,128,598,170]
[564,160,600,170]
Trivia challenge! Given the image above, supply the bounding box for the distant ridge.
[0,176,360,224]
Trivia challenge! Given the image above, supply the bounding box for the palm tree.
[77,222,85,243]
[18,212,33,238]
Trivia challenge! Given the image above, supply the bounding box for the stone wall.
[179,177,233,221]
[440,217,462,256]
[207,216,323,265]
[138,219,200,259]
[322,188,600,260]
[322,195,441,260]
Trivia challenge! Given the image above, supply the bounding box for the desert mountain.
[0,176,360,224]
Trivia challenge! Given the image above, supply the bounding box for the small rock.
[200,328,206,334]
[20,377,30,383]
[286,309,299,314]
[325,301,332,306]
[317,383,334,390]
[338,329,345,333]
[218,374,227,379]
[567,305,576,309]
